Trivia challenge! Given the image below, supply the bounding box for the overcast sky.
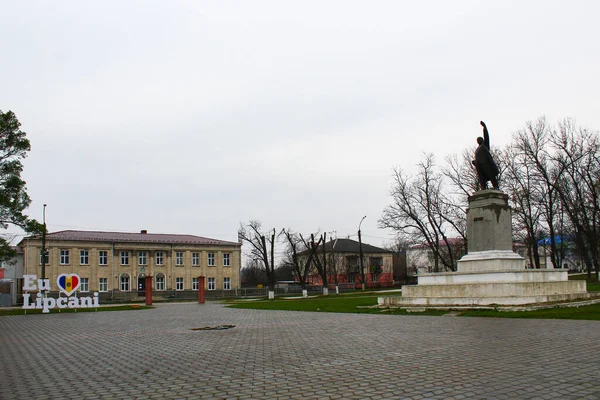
[2,1,600,259]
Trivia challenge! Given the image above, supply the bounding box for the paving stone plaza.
[1,302,599,400]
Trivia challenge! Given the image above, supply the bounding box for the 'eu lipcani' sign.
[22,274,100,313]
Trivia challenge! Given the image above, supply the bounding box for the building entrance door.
[138,274,146,296]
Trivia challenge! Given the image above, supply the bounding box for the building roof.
[10,246,24,254]
[299,238,391,255]
[22,230,240,246]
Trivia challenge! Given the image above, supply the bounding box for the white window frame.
[176,277,184,291]
[138,251,147,266]
[208,277,215,290]
[192,277,198,291]
[80,249,89,265]
[60,249,69,265]
[155,251,164,265]
[223,253,230,267]
[99,278,108,292]
[207,253,215,267]
[192,252,199,266]
[120,274,130,291]
[80,278,89,292]
[176,252,184,266]
[223,277,231,290]
[99,251,108,266]
[155,274,165,291]
[39,250,49,265]
[120,251,129,265]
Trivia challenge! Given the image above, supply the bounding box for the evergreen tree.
[0,110,42,262]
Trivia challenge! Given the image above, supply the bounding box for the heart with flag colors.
[57,273,80,296]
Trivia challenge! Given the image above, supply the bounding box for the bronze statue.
[472,121,499,190]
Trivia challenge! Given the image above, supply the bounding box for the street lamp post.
[358,216,366,290]
[41,204,47,282]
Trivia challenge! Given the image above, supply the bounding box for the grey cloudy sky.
[2,0,600,256]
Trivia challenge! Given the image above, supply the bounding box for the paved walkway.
[0,302,598,399]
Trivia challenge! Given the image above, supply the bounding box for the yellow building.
[18,230,241,295]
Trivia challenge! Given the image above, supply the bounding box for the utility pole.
[358,215,366,290]
[41,204,47,282]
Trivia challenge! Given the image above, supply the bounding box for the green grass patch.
[459,303,600,320]
[226,295,445,316]
[569,273,598,282]
[587,282,600,292]
[227,293,600,320]
[568,273,600,291]
[0,305,153,316]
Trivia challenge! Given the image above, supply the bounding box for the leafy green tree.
[0,110,42,262]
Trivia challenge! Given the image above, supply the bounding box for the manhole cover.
[190,325,235,331]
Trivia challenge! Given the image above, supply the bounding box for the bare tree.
[508,117,600,278]
[549,119,600,279]
[384,237,409,284]
[503,144,543,268]
[275,262,295,281]
[379,153,462,272]
[307,233,328,290]
[238,221,277,291]
[240,258,267,287]
[280,229,318,289]
[444,149,479,198]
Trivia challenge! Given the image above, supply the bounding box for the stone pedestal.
[379,190,589,307]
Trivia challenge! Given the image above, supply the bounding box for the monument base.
[380,257,590,307]
[381,189,593,308]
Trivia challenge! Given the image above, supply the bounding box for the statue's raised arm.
[480,121,490,148]
[472,121,499,191]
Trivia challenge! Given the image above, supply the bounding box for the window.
[99,251,108,266]
[80,250,89,265]
[369,257,383,267]
[138,251,147,265]
[223,253,230,267]
[39,249,49,265]
[208,277,215,290]
[120,274,130,291]
[346,256,359,268]
[207,253,215,266]
[176,252,183,266]
[370,257,383,283]
[192,277,198,290]
[99,278,107,292]
[223,277,231,290]
[60,249,69,265]
[80,278,89,292]
[176,277,184,291]
[120,251,129,265]
[192,252,199,266]
[155,251,164,265]
[155,274,165,290]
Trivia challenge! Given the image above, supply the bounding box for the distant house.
[298,238,394,288]
[0,246,24,306]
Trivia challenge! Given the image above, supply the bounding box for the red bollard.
[145,275,153,305]
[198,276,205,304]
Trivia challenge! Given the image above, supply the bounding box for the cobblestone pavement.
[1,303,599,400]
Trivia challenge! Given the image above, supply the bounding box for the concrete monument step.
[379,291,596,307]
[402,280,586,298]
[417,269,570,285]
